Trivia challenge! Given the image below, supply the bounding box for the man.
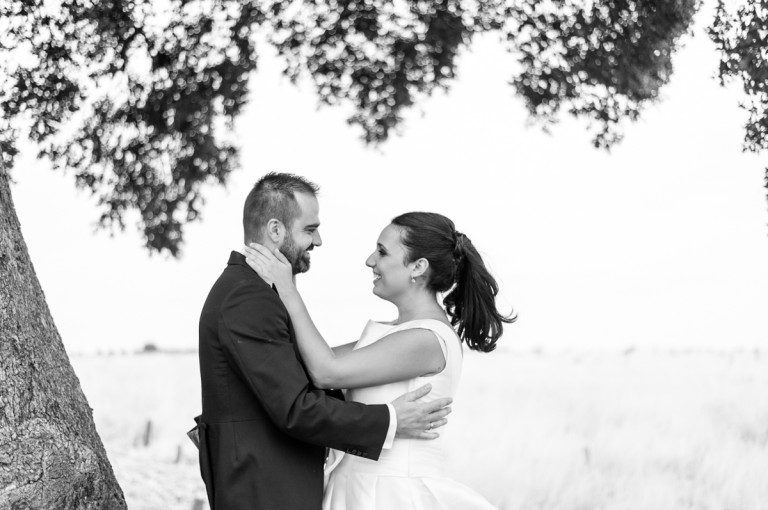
[197,172,451,509]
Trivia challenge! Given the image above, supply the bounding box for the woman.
[244,211,514,510]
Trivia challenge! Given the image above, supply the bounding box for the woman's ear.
[266,218,285,244]
[411,258,429,278]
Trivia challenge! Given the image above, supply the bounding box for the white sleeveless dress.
[322,319,497,510]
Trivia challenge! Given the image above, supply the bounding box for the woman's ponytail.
[443,232,515,352]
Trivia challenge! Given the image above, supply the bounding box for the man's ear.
[265,218,285,244]
[411,258,429,278]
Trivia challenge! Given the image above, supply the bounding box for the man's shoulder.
[203,262,280,313]
[218,267,277,299]
[215,271,290,337]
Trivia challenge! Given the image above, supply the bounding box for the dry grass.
[72,348,768,510]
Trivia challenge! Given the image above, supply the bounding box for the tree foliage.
[0,1,706,256]
[709,0,768,196]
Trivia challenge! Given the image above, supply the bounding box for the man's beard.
[280,235,311,274]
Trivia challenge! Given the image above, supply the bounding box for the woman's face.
[365,224,414,301]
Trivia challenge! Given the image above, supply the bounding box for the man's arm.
[218,281,390,458]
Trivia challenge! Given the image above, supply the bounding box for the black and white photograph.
[2,1,768,509]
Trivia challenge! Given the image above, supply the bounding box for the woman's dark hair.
[391,212,516,352]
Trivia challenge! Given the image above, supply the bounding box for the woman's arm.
[244,244,446,389]
[332,341,358,356]
[278,286,445,389]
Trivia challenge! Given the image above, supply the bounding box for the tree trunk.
[0,162,126,508]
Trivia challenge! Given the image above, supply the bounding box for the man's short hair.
[243,172,320,242]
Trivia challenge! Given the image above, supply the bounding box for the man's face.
[279,192,322,274]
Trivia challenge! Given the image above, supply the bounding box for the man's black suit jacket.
[198,252,390,510]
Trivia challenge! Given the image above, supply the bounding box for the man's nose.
[313,230,322,247]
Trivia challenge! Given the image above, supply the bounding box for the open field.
[71,349,768,510]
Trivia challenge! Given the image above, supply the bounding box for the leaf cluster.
[507,0,699,149]
[2,0,262,255]
[1,0,703,255]
[709,0,768,198]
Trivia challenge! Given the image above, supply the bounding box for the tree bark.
[0,162,126,508]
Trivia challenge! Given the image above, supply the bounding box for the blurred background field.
[72,348,768,510]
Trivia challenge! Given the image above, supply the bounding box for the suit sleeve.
[218,281,390,460]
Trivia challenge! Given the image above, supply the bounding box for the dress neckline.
[369,318,455,331]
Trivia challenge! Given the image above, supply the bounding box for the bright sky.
[11,6,768,354]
